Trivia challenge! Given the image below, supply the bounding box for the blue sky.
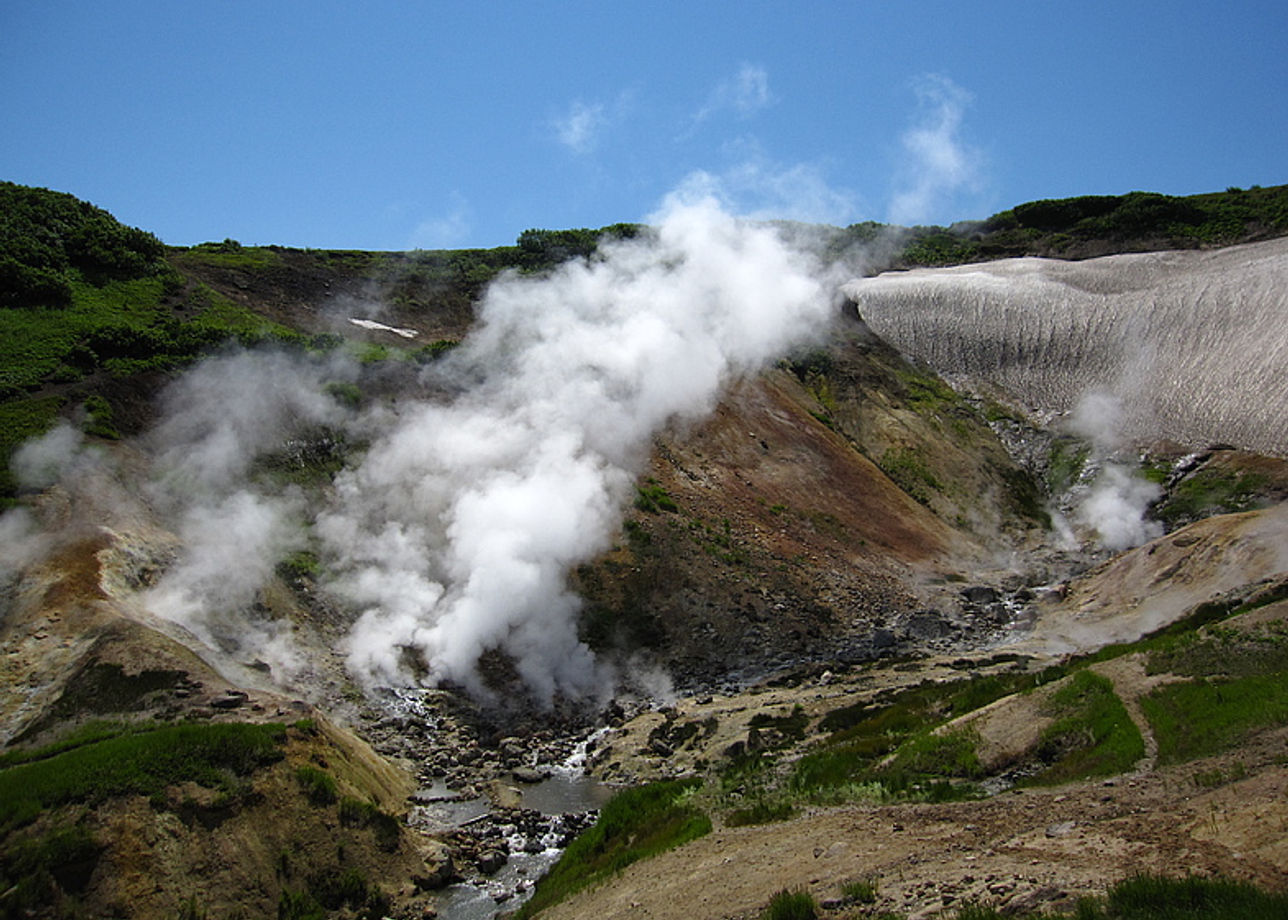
[3,2,1285,250]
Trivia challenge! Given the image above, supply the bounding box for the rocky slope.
[2,184,1288,918]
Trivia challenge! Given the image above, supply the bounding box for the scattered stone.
[210,690,249,710]
[961,586,999,605]
[476,849,508,875]
[412,842,457,891]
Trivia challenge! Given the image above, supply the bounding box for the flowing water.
[844,237,1288,456]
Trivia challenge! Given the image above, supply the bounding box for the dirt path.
[1089,655,1163,774]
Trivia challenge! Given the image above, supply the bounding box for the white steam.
[2,194,835,702]
[141,490,307,675]
[11,421,100,491]
[146,350,349,501]
[1067,392,1162,552]
[136,351,354,679]
[320,193,833,699]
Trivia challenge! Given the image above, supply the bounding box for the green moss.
[1157,467,1270,523]
[1046,437,1090,493]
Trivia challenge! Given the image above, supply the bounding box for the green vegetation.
[278,870,390,920]
[959,873,1288,920]
[0,722,285,832]
[1046,437,1090,493]
[900,230,982,266]
[634,478,678,513]
[0,395,63,500]
[1143,669,1288,765]
[338,797,401,852]
[0,824,102,919]
[725,798,797,827]
[880,447,943,506]
[980,185,1288,255]
[1024,671,1144,784]
[762,889,818,920]
[748,705,809,745]
[1155,466,1270,524]
[826,185,1288,269]
[840,877,879,905]
[411,338,459,363]
[517,779,710,918]
[253,428,350,488]
[178,238,282,270]
[515,223,641,270]
[895,365,964,415]
[0,181,168,308]
[81,393,119,439]
[880,727,983,783]
[295,766,338,806]
[793,700,985,804]
[276,550,322,585]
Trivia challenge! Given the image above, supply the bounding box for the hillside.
[1,181,1287,919]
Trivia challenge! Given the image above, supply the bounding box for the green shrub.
[82,394,119,439]
[762,889,817,920]
[338,797,401,852]
[0,824,102,916]
[840,877,878,904]
[634,479,678,513]
[278,888,325,920]
[880,447,943,505]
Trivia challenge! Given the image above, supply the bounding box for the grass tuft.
[762,889,818,920]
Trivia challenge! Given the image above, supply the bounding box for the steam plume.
[320,192,833,700]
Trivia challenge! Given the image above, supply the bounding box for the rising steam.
[319,193,833,699]
[0,192,834,702]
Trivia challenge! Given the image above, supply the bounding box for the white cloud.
[887,74,983,226]
[693,63,775,125]
[554,100,608,155]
